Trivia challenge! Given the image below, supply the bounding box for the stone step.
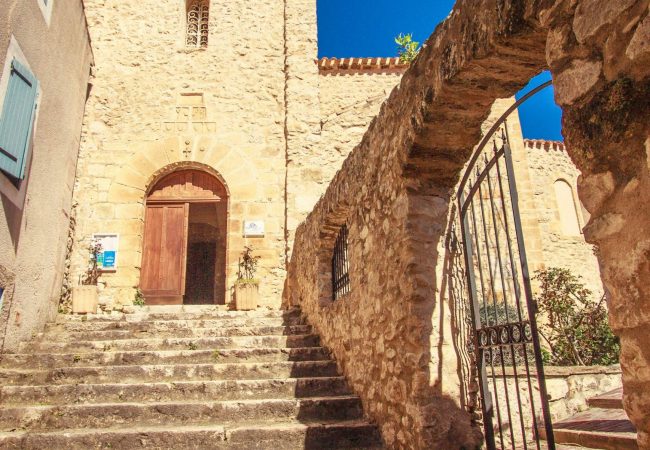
[0,360,339,385]
[39,324,313,342]
[17,334,320,353]
[0,420,384,449]
[0,396,364,433]
[48,316,305,333]
[587,387,624,409]
[56,308,301,323]
[1,347,330,369]
[541,407,638,450]
[0,377,352,406]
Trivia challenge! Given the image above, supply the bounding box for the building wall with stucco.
[0,0,93,350]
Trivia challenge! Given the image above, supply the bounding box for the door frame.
[139,167,229,306]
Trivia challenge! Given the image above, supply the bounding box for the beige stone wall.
[71,0,288,308]
[524,139,604,296]
[284,0,321,249]
[319,72,403,182]
[0,1,93,350]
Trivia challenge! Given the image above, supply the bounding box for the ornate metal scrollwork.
[476,321,533,349]
[186,1,210,48]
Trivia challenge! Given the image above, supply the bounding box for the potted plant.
[72,239,102,314]
[234,246,260,311]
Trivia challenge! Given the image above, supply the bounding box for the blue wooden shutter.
[0,58,38,179]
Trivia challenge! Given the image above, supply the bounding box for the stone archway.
[286,1,650,448]
[140,167,229,305]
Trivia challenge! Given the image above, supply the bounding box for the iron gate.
[457,81,555,450]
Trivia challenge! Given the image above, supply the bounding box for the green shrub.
[534,267,619,366]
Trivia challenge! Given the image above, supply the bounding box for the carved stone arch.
[108,134,258,203]
[145,161,231,200]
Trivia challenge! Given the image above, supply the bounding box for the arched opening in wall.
[554,179,581,236]
[185,0,210,48]
[140,169,228,305]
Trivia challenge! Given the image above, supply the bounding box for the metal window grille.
[331,224,350,300]
[186,1,209,48]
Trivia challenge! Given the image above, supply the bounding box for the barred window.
[331,225,350,300]
[186,1,209,48]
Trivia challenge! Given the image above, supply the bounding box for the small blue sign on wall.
[103,251,116,269]
[93,233,119,272]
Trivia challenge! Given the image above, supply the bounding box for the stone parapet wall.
[543,365,621,421]
[489,365,622,447]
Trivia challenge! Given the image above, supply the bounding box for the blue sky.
[317,0,563,141]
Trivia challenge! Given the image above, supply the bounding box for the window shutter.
[0,59,38,179]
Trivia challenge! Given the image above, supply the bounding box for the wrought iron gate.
[457,81,555,449]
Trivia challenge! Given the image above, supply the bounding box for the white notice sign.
[243,221,265,237]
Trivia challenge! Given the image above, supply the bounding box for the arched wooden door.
[140,169,228,305]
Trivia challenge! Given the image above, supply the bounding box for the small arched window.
[186,0,209,48]
[554,179,581,236]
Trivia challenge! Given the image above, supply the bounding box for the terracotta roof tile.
[524,138,566,152]
[317,57,409,75]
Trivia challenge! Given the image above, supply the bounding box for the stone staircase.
[0,306,383,449]
[541,387,638,450]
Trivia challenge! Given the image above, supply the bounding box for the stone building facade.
[0,0,93,350]
[68,0,413,311]
[69,1,601,310]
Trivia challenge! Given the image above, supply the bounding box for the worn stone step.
[0,360,339,385]
[1,347,330,369]
[17,334,320,353]
[0,377,352,405]
[0,420,384,449]
[587,387,624,409]
[48,316,305,333]
[0,396,364,432]
[56,308,301,323]
[41,324,313,342]
[540,407,638,450]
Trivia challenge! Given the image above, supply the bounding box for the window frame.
[331,224,350,301]
[185,0,210,49]
[0,37,41,208]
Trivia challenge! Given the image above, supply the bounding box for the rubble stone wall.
[286,0,650,447]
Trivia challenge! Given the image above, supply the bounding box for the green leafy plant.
[236,246,260,284]
[395,33,420,63]
[534,267,619,366]
[188,342,198,351]
[133,288,145,306]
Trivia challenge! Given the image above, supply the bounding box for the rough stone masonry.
[286,0,650,448]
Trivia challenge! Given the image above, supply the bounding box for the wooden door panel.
[140,203,188,300]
